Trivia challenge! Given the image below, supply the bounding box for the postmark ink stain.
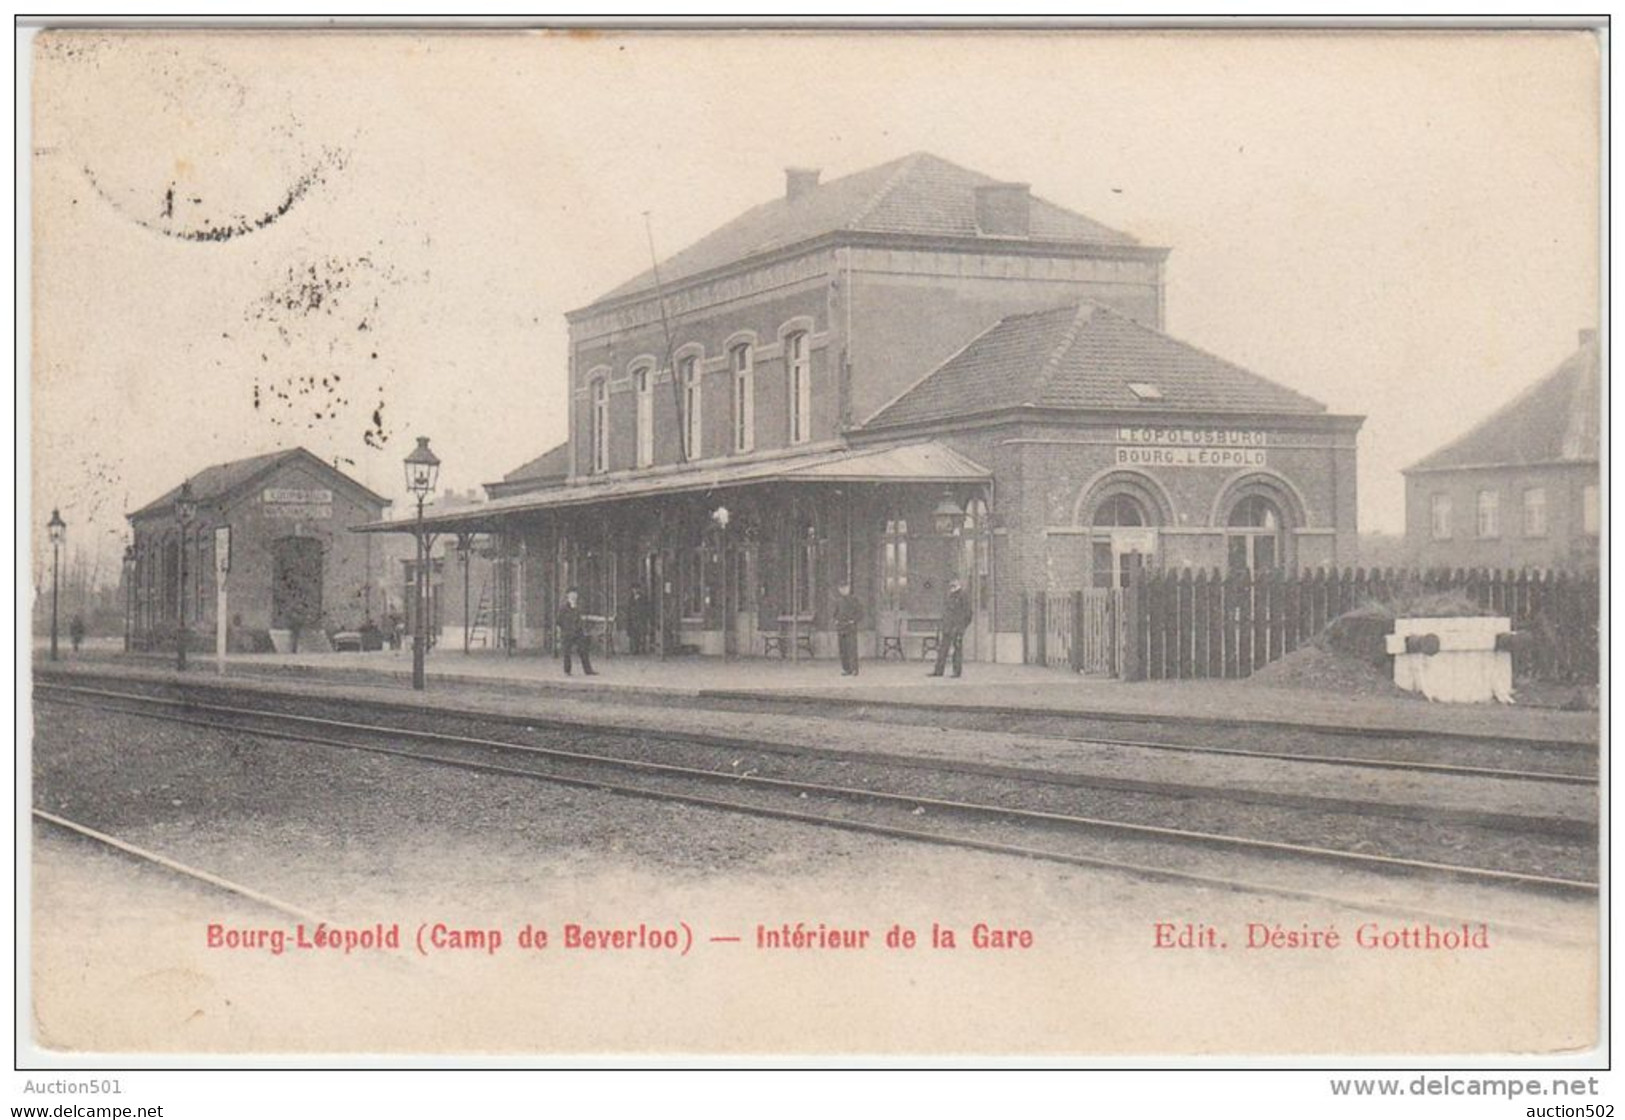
[83,146,349,243]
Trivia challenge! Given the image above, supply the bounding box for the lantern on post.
[46,508,66,662]
[404,436,441,690]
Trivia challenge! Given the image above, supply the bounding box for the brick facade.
[130,451,397,651]
[439,153,1360,665]
[1405,463,1599,571]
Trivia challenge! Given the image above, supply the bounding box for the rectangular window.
[591,378,608,474]
[1430,494,1452,540]
[1522,487,1547,537]
[680,356,701,461]
[1583,484,1599,535]
[731,344,754,453]
[1476,489,1499,539]
[634,367,653,468]
[786,332,811,444]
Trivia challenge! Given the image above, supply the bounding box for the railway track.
[30,674,1599,845]
[34,679,1599,901]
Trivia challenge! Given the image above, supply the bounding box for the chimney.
[1579,328,1597,348]
[785,167,821,202]
[975,182,1031,237]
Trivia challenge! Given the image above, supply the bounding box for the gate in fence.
[1024,589,1122,676]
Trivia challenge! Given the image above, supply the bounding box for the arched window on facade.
[633,364,654,468]
[679,355,702,461]
[785,332,810,444]
[590,376,609,474]
[731,343,754,453]
[1226,494,1285,573]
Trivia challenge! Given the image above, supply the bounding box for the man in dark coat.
[626,585,652,655]
[930,577,973,678]
[833,581,863,676]
[557,587,597,676]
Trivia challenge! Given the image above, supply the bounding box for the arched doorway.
[1078,472,1169,588]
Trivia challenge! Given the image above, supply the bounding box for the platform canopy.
[354,439,991,535]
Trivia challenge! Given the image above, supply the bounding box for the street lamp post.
[175,481,197,671]
[711,506,731,659]
[404,436,441,691]
[47,508,65,661]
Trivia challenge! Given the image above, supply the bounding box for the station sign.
[262,486,335,519]
[262,487,334,504]
[214,525,231,574]
[1115,428,1267,468]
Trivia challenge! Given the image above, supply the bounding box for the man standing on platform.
[627,585,652,655]
[930,577,972,679]
[834,580,863,676]
[557,586,597,676]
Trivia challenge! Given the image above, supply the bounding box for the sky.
[27,28,1601,581]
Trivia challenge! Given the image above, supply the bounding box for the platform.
[41,643,1602,745]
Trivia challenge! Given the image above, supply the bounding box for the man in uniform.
[557,587,597,676]
[930,577,973,678]
[833,580,863,676]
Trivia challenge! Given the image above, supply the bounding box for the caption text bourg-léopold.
[206,919,1036,958]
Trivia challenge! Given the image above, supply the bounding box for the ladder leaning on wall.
[467,580,492,649]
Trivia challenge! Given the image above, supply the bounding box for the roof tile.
[866,302,1327,428]
[1407,335,1601,471]
[595,152,1139,304]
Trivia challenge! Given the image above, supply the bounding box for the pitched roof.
[865,302,1328,428]
[505,441,571,482]
[128,447,388,520]
[1407,333,1601,472]
[594,152,1141,304]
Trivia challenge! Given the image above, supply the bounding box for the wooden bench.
[881,616,942,661]
[765,617,817,658]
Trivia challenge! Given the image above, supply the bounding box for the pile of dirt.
[1244,642,1411,699]
[1318,589,1481,665]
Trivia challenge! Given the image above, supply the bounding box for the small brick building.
[1404,330,1601,572]
[128,448,394,652]
[360,153,1361,665]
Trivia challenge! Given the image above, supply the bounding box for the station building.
[128,448,395,652]
[364,152,1361,663]
[1404,329,1600,572]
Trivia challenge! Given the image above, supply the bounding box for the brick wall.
[1406,462,1600,571]
[132,460,397,648]
[569,278,835,475]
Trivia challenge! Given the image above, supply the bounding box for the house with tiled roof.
[128,447,396,653]
[368,152,1359,667]
[1404,331,1601,571]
